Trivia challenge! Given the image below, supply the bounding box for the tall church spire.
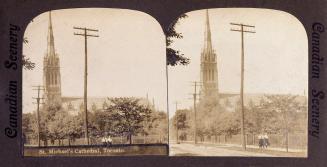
[47,11,56,58]
[204,9,213,52]
[200,9,219,98]
[43,11,62,107]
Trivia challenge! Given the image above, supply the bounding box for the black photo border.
[0,0,326,167]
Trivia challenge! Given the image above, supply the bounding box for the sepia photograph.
[167,8,308,157]
[2,0,327,166]
[21,7,308,157]
[22,8,168,156]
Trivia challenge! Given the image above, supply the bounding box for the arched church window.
[51,73,54,85]
[49,73,52,85]
[55,72,57,84]
[47,73,50,85]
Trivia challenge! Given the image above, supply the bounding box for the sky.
[168,8,308,117]
[23,8,166,113]
[22,8,308,118]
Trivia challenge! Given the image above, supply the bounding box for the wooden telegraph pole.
[32,85,45,147]
[73,27,99,145]
[230,23,255,150]
[190,81,201,144]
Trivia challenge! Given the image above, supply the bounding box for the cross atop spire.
[47,11,56,58]
[203,9,213,52]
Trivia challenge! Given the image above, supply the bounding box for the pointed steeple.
[47,11,56,58]
[200,9,219,98]
[43,11,62,107]
[204,9,213,52]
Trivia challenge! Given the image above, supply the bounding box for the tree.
[22,37,35,70]
[67,102,74,110]
[66,114,83,145]
[37,104,62,146]
[48,110,71,146]
[166,14,190,66]
[90,109,117,137]
[106,97,152,144]
[260,95,303,152]
[91,103,97,112]
[102,101,109,109]
[173,109,189,142]
[22,113,37,144]
[152,112,168,142]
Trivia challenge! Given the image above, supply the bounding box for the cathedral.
[200,10,219,99]
[43,12,62,106]
[41,12,156,113]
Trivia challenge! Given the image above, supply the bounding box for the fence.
[177,133,307,150]
[25,135,168,147]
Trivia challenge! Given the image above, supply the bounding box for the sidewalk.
[218,143,306,153]
[171,140,306,153]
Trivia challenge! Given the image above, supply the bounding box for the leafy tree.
[22,37,35,70]
[33,104,61,146]
[91,103,97,112]
[173,109,189,142]
[67,102,74,110]
[90,109,116,137]
[22,54,35,70]
[22,113,36,135]
[48,110,71,145]
[22,113,37,144]
[166,14,190,66]
[79,102,84,112]
[66,114,83,145]
[102,101,109,109]
[260,95,303,151]
[152,112,168,142]
[106,97,152,144]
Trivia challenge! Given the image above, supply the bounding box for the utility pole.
[230,23,255,150]
[190,81,201,144]
[174,101,180,143]
[74,27,99,145]
[32,85,45,147]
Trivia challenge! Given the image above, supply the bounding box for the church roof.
[61,96,155,115]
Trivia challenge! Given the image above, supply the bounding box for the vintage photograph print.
[22,8,168,156]
[168,8,308,157]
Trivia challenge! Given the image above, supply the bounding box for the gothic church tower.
[43,12,62,106]
[200,9,219,98]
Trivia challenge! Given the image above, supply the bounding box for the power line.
[73,26,99,145]
[230,22,255,150]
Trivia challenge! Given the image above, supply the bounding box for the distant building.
[200,9,219,99]
[43,11,62,106]
[61,97,156,115]
[41,12,156,115]
[217,93,307,112]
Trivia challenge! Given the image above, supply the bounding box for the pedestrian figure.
[106,135,113,146]
[101,133,112,146]
[101,136,107,146]
[263,133,269,148]
[258,134,264,148]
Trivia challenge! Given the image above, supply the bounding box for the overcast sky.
[168,8,308,117]
[23,8,166,113]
